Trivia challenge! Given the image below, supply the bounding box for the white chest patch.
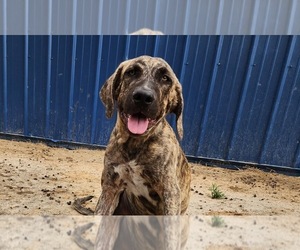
[114,161,153,201]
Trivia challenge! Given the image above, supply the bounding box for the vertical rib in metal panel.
[45,36,52,136]
[0,37,7,131]
[90,36,103,144]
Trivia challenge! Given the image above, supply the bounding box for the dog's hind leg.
[72,196,95,215]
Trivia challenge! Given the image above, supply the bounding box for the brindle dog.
[73,55,191,215]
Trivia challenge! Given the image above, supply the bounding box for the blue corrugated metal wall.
[1,0,300,34]
[0,35,300,170]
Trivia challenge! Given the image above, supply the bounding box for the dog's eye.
[126,69,136,76]
[161,75,170,82]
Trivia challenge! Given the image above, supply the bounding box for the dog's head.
[100,55,184,139]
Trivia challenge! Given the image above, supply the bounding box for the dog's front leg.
[94,159,125,215]
[94,187,121,215]
[163,174,182,250]
[164,184,181,215]
[163,170,181,215]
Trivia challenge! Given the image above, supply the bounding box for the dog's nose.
[132,88,155,105]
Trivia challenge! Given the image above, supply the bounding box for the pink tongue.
[127,116,149,134]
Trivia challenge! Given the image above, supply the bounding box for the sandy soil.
[0,140,300,215]
[0,138,299,216]
[1,138,300,249]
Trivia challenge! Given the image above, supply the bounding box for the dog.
[73,55,191,215]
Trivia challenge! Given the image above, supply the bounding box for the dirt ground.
[0,138,299,216]
[1,138,300,249]
[0,140,300,215]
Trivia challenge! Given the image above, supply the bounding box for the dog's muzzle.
[122,85,159,135]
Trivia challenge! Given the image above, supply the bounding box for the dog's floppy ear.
[99,65,123,118]
[170,80,184,140]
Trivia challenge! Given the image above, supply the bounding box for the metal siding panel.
[232,0,253,34]
[0,36,7,131]
[0,0,6,34]
[6,36,25,133]
[101,0,127,34]
[287,0,300,34]
[272,0,290,34]
[45,36,52,137]
[261,36,300,168]
[75,0,101,35]
[47,36,73,140]
[165,0,187,34]
[185,0,203,34]
[1,0,300,34]
[90,36,104,144]
[28,0,49,35]
[0,38,3,130]
[6,0,26,34]
[126,36,157,58]
[202,0,219,34]
[127,0,158,34]
[181,36,220,154]
[67,35,77,141]
[93,36,126,145]
[1,35,300,170]
[0,37,2,130]
[295,144,300,169]
[51,0,74,35]
[151,36,188,73]
[27,36,48,137]
[24,35,29,135]
[228,36,293,163]
[152,0,168,34]
[196,36,253,159]
[69,36,101,143]
[197,36,225,157]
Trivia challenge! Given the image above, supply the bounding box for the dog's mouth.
[121,112,157,135]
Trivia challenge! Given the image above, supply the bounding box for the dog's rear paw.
[72,196,95,215]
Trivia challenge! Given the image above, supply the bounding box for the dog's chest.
[114,161,161,213]
[114,161,151,195]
